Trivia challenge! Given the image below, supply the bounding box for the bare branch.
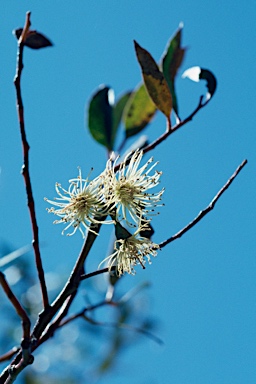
[13,12,49,309]
[160,159,248,248]
[0,225,102,383]
[0,272,31,341]
[30,220,103,344]
[58,300,109,328]
[143,95,206,155]
[0,347,19,363]
[81,314,163,345]
[80,266,116,281]
[0,272,31,367]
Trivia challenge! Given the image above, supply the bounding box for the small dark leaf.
[14,28,53,49]
[199,68,217,98]
[182,66,217,100]
[140,222,155,239]
[109,268,120,286]
[88,86,113,151]
[115,222,131,240]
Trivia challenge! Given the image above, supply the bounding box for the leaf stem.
[143,95,206,155]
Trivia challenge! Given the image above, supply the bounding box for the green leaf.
[134,40,172,118]
[124,83,157,138]
[182,66,217,100]
[88,86,113,151]
[161,23,186,115]
[112,91,132,145]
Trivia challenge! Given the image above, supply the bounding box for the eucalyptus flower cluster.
[45,150,164,275]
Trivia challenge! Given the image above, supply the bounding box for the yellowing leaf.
[123,83,156,138]
[134,40,172,118]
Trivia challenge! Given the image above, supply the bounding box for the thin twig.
[0,272,31,369]
[0,347,20,363]
[0,272,31,342]
[160,159,248,248]
[80,266,116,281]
[143,95,206,155]
[71,312,163,345]
[13,11,49,309]
[58,300,109,328]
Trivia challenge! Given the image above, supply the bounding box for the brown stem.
[143,95,206,155]
[31,221,102,343]
[0,224,101,383]
[160,159,248,248]
[0,272,31,372]
[80,266,116,281]
[0,347,20,363]
[0,272,31,342]
[36,293,77,347]
[13,12,49,309]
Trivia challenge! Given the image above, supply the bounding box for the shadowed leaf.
[112,91,132,145]
[14,28,53,49]
[88,86,113,151]
[182,66,217,100]
[140,222,155,239]
[115,222,131,240]
[134,40,172,118]
[161,23,186,115]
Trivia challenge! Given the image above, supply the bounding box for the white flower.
[99,226,159,276]
[45,168,112,237]
[102,150,164,226]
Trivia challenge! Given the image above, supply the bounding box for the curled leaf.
[182,66,217,100]
[14,28,53,49]
[134,40,172,118]
[199,69,217,98]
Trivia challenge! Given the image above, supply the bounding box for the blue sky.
[1,1,256,383]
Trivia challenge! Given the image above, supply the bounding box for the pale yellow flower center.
[115,181,139,205]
